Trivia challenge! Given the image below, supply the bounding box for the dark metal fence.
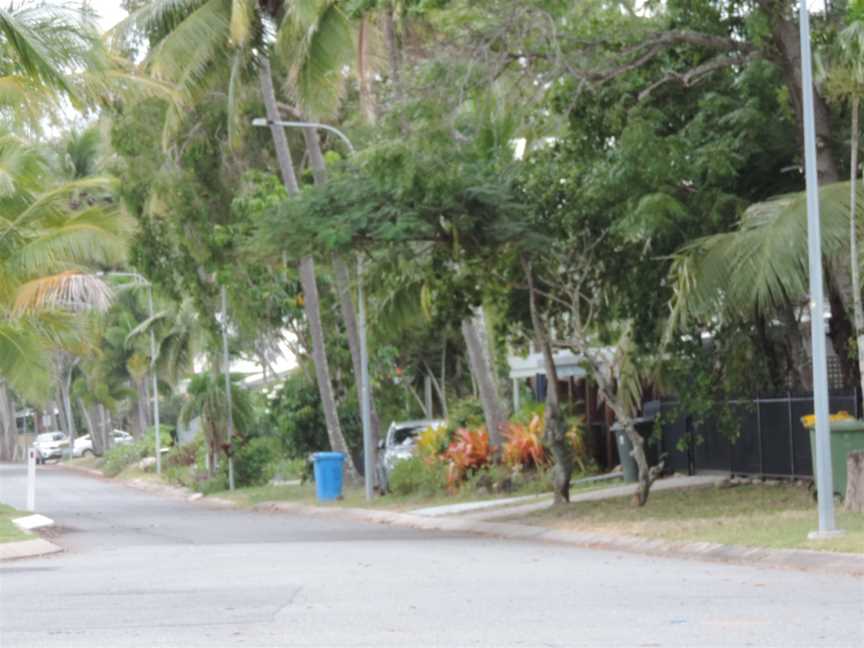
[654,392,859,478]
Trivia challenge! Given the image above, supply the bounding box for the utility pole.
[799,2,843,539]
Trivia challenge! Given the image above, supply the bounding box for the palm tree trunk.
[383,3,401,91]
[461,307,507,456]
[259,58,359,479]
[849,96,864,400]
[0,381,16,462]
[98,403,111,453]
[135,379,148,439]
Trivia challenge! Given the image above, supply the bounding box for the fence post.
[756,394,764,477]
[787,391,796,477]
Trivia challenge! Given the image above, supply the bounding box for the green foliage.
[233,436,281,488]
[416,424,450,459]
[266,370,363,458]
[387,456,447,496]
[102,438,149,477]
[445,398,485,433]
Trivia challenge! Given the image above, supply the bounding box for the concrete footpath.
[56,463,864,578]
[0,514,62,561]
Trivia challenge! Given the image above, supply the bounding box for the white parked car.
[73,430,133,457]
[376,419,446,492]
[33,432,68,464]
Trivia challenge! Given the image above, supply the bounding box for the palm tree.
[667,181,863,388]
[820,9,864,398]
[179,371,254,478]
[118,0,359,476]
[0,132,134,457]
[0,2,106,127]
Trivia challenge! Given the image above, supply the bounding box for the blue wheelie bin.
[312,452,345,501]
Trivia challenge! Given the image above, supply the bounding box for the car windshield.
[392,426,423,446]
[37,433,64,443]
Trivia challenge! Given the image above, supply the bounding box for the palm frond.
[14,271,114,315]
[668,181,862,327]
[278,0,353,118]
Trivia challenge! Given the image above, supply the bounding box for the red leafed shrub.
[443,427,492,490]
[503,415,546,470]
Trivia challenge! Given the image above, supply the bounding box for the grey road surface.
[0,463,862,648]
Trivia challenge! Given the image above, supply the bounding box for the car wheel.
[82,449,93,457]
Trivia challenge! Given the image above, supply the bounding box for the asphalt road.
[0,464,862,648]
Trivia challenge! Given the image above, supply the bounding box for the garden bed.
[506,483,864,554]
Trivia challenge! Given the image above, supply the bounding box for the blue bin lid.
[313,452,345,461]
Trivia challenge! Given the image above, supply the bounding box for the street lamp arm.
[251,118,355,155]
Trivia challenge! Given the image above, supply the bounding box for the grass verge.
[0,503,33,544]
[509,483,864,554]
[212,474,618,512]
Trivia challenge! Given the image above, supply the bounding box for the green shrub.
[268,456,306,481]
[233,436,280,487]
[144,426,174,451]
[198,473,228,494]
[103,441,148,477]
[388,457,447,497]
[446,398,485,433]
[165,442,199,469]
[164,464,196,489]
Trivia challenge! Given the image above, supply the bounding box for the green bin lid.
[828,419,864,433]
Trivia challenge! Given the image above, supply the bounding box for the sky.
[89,1,127,32]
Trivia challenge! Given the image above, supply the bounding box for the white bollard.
[26,447,36,512]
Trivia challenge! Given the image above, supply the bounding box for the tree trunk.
[259,58,358,479]
[768,6,840,184]
[845,450,864,513]
[0,381,16,462]
[135,379,148,440]
[383,3,401,91]
[524,261,572,503]
[78,398,96,454]
[849,96,864,399]
[299,256,358,476]
[357,16,377,124]
[97,403,111,455]
[461,307,508,457]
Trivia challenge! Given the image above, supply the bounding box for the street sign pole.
[799,2,843,539]
[26,448,36,512]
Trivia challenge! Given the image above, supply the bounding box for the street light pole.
[220,286,236,492]
[358,256,373,501]
[146,284,161,475]
[251,117,373,500]
[799,3,842,539]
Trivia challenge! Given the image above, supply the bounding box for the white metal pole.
[358,256,373,501]
[26,447,36,512]
[799,3,841,539]
[147,285,161,475]
[220,286,235,491]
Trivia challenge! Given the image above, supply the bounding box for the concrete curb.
[252,501,864,578]
[0,537,63,561]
